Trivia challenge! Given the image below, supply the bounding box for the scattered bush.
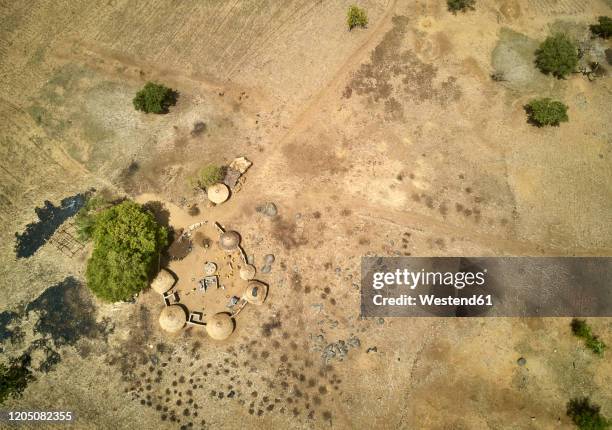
[197,165,224,188]
[447,0,475,14]
[590,16,612,39]
[85,201,168,302]
[571,318,592,338]
[133,82,177,114]
[0,355,33,404]
[567,397,610,430]
[524,98,568,127]
[535,34,578,78]
[571,318,607,356]
[347,5,368,30]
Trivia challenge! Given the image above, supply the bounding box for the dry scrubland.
[1,0,611,428]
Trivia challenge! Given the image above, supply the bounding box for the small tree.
[535,34,578,78]
[85,201,168,302]
[525,98,569,127]
[447,0,475,14]
[0,355,33,404]
[197,165,223,188]
[133,82,177,114]
[567,397,610,430]
[347,5,368,30]
[590,16,612,39]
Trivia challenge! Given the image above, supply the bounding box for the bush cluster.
[535,34,578,78]
[85,201,168,302]
[524,98,568,127]
[571,319,607,356]
[347,5,368,30]
[197,165,224,189]
[590,16,612,39]
[447,0,475,14]
[567,397,610,430]
[133,82,177,114]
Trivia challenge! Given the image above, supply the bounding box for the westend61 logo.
[361,257,612,317]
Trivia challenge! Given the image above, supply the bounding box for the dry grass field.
[1,0,611,429]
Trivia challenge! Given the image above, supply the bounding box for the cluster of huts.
[151,225,268,341]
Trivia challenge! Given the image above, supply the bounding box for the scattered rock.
[190,121,206,137]
[347,336,360,348]
[366,346,378,353]
[261,265,271,274]
[256,202,278,218]
[264,254,275,264]
[377,318,385,325]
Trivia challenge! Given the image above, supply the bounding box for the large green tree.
[535,34,578,78]
[85,201,168,302]
[133,82,177,114]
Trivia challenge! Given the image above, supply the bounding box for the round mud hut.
[207,183,230,204]
[219,230,241,252]
[206,313,234,340]
[151,268,175,294]
[159,305,187,333]
[239,264,256,280]
[244,280,268,305]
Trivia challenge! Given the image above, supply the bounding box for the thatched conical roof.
[219,230,240,251]
[244,280,268,305]
[159,305,186,333]
[206,313,234,340]
[151,268,175,294]
[207,183,230,204]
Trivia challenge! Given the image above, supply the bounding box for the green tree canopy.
[525,98,569,127]
[347,6,368,30]
[133,82,177,114]
[85,201,168,302]
[535,34,578,78]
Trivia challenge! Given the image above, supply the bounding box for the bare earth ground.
[1,0,611,429]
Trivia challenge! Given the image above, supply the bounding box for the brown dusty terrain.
[1,0,611,429]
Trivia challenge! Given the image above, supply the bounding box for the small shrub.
[567,397,610,430]
[524,98,568,127]
[133,82,177,114]
[585,337,607,356]
[590,16,612,39]
[571,318,592,338]
[347,5,368,30]
[0,355,33,404]
[535,34,578,78]
[197,165,223,188]
[447,0,475,14]
[571,318,607,356]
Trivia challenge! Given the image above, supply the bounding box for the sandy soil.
[1,0,611,429]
